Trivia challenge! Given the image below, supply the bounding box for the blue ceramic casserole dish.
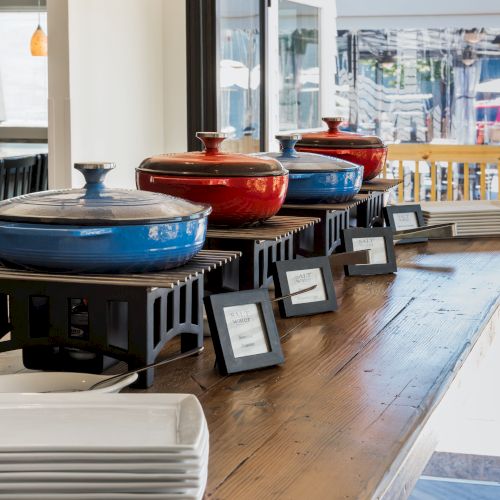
[257,134,363,203]
[0,163,211,273]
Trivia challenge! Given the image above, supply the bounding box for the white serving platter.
[0,440,209,475]
[0,490,202,499]
[0,393,205,453]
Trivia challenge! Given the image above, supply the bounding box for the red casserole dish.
[136,132,288,226]
[295,117,387,181]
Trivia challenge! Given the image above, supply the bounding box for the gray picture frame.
[342,227,397,276]
[273,257,337,318]
[203,289,284,375]
[384,204,427,244]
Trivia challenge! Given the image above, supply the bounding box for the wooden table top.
[0,142,48,160]
[142,238,500,499]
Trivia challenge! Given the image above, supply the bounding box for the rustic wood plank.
[143,238,500,500]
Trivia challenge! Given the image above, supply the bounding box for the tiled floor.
[410,476,500,500]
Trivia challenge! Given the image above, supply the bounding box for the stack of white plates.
[0,393,208,500]
[421,201,500,237]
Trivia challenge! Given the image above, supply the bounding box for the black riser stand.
[356,191,385,228]
[0,278,203,388]
[205,236,294,290]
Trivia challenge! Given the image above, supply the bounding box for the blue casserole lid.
[257,134,362,173]
[0,163,211,226]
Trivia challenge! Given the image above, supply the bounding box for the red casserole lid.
[138,132,287,177]
[296,117,385,150]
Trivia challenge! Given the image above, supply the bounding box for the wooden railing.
[383,144,500,203]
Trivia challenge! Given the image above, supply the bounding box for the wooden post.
[430,161,436,201]
[398,160,404,203]
[480,162,487,200]
[464,163,470,201]
[447,162,453,201]
[414,162,420,202]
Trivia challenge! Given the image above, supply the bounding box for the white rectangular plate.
[0,393,205,452]
[0,481,200,493]
[0,492,201,500]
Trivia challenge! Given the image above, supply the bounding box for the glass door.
[266,0,337,149]
[216,0,264,153]
[186,0,336,153]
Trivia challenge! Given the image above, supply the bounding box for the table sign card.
[392,212,418,230]
[273,257,337,318]
[351,236,388,265]
[223,303,270,358]
[342,227,397,276]
[384,204,427,244]
[204,289,284,375]
[286,268,326,304]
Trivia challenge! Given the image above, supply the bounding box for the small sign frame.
[342,227,397,276]
[273,256,337,318]
[384,204,427,243]
[203,289,284,375]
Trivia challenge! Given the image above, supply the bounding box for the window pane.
[335,28,500,145]
[0,12,48,126]
[217,0,261,153]
[279,0,320,131]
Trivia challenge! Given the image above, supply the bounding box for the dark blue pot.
[257,134,364,203]
[0,220,207,273]
[0,163,211,273]
[286,170,362,203]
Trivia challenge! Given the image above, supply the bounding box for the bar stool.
[1,155,37,200]
[30,153,48,193]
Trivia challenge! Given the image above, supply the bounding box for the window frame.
[0,0,48,142]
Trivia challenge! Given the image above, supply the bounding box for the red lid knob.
[322,117,345,133]
[196,132,228,154]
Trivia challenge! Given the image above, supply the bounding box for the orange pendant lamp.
[30,0,47,56]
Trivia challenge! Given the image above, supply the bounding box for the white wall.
[162,0,187,153]
[48,0,187,189]
[47,0,71,189]
[337,0,500,29]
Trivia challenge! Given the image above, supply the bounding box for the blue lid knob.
[275,134,302,158]
[74,163,115,197]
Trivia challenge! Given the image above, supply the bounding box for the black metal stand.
[357,178,403,228]
[0,250,240,388]
[356,191,385,228]
[278,194,373,257]
[277,184,402,256]
[278,207,349,257]
[205,216,319,290]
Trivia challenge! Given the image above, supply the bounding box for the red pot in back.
[136,132,289,226]
[295,117,387,181]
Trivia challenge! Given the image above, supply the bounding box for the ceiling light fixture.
[30,0,47,57]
